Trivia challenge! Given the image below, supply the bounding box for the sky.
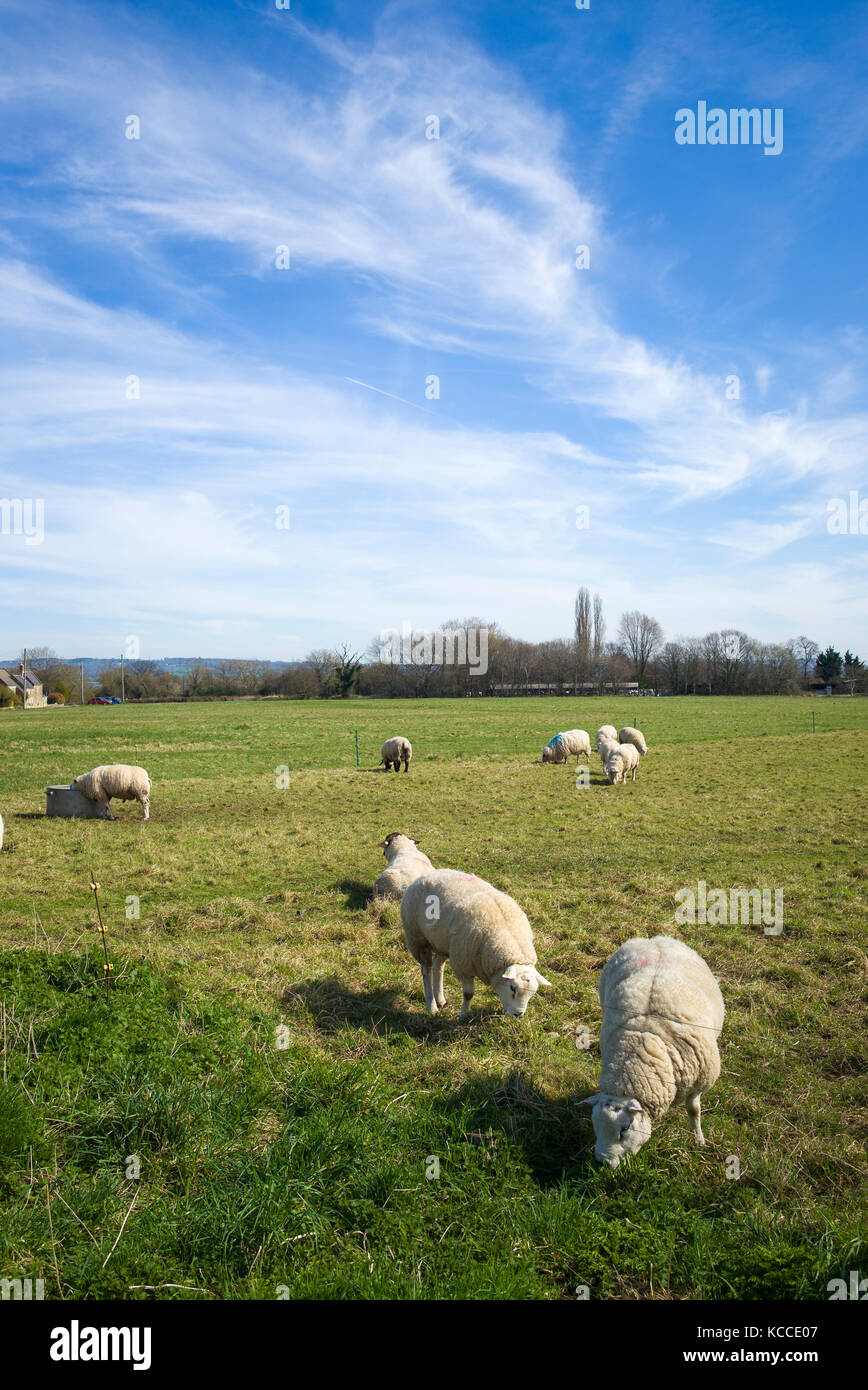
[1,0,867,661]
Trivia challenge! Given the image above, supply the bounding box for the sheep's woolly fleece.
[71,765,151,818]
[597,935,724,1122]
[618,726,648,756]
[381,736,412,768]
[372,833,434,900]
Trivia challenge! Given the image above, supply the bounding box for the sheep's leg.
[394,759,400,773]
[686,1090,705,1145]
[403,757,409,773]
[102,797,115,820]
[431,954,447,1009]
[419,949,439,1014]
[458,978,475,1022]
[141,795,150,821]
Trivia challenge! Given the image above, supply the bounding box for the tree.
[788,636,819,685]
[617,611,663,687]
[591,592,606,690]
[815,646,842,684]
[332,644,362,698]
[573,588,592,688]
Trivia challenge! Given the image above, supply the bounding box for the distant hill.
[2,657,296,678]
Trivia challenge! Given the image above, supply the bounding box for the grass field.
[1,695,866,1300]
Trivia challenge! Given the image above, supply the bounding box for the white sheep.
[596,735,619,765]
[372,832,434,901]
[582,935,724,1167]
[70,764,151,820]
[618,726,648,757]
[400,868,551,1020]
[595,725,617,754]
[541,729,591,765]
[604,742,640,784]
[380,736,412,773]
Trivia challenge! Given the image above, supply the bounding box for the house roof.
[0,668,42,690]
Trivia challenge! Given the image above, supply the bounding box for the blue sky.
[1,0,866,660]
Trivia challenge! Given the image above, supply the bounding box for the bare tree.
[591,592,606,690]
[617,610,663,687]
[574,588,592,688]
[788,635,819,686]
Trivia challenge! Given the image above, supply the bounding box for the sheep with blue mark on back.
[541,729,591,765]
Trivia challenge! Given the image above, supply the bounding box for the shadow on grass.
[335,878,371,911]
[446,1068,597,1184]
[282,974,506,1041]
[13,812,46,819]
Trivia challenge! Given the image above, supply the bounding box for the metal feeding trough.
[46,785,108,818]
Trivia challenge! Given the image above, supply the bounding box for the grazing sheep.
[618,726,648,757]
[381,736,412,773]
[71,764,151,820]
[595,725,617,754]
[372,832,434,901]
[400,868,551,1020]
[582,935,725,1167]
[597,735,619,765]
[541,729,591,765]
[604,742,640,785]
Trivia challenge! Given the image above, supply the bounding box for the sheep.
[380,736,412,773]
[400,868,551,1020]
[582,935,725,1167]
[596,735,619,765]
[618,726,648,757]
[604,742,640,784]
[372,832,434,901]
[541,729,591,766]
[595,725,617,754]
[70,764,151,820]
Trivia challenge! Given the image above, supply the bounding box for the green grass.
[0,696,866,1300]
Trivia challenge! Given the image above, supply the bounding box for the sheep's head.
[582,1095,652,1167]
[492,965,551,1018]
[605,756,623,784]
[378,831,415,858]
[541,746,554,764]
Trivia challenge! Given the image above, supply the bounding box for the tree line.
[9,601,866,705]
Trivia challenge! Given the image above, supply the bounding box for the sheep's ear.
[534,970,552,987]
[503,965,518,980]
[626,1100,643,1114]
[580,1095,601,1107]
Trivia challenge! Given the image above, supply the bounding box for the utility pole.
[22,648,26,710]
[81,662,85,704]
[121,652,125,703]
